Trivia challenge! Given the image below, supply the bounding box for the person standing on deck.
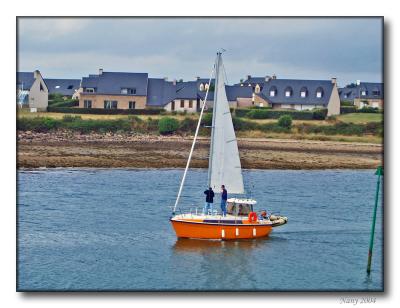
[203,187,215,215]
[221,185,228,216]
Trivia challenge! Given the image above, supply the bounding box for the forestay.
[208,53,244,194]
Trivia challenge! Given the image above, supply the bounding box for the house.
[78,69,148,109]
[339,81,383,109]
[240,76,341,116]
[44,78,81,99]
[161,78,253,112]
[17,70,49,111]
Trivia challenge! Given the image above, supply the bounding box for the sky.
[17,17,383,87]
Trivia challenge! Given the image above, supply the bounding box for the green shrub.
[234,109,250,118]
[312,108,328,120]
[179,117,197,133]
[246,109,270,119]
[340,106,357,114]
[340,101,354,107]
[277,115,293,129]
[357,106,380,113]
[158,117,179,135]
[201,113,213,126]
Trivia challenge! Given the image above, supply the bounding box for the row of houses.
[17,69,384,116]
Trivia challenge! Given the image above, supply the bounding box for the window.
[284,87,293,97]
[121,88,136,95]
[270,90,275,97]
[300,87,308,98]
[205,84,209,90]
[361,90,367,96]
[372,90,380,96]
[316,87,324,98]
[180,100,185,108]
[40,83,44,91]
[199,83,204,91]
[129,101,136,109]
[84,100,92,108]
[104,100,118,109]
[255,84,261,94]
[189,100,193,108]
[85,88,95,93]
[55,85,61,89]
[67,85,74,89]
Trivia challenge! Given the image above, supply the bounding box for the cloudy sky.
[18,17,383,86]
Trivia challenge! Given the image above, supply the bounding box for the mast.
[207,52,221,188]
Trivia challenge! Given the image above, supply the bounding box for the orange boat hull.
[170,219,273,240]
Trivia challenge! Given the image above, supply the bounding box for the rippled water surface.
[17,169,383,291]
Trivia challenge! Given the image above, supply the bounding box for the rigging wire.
[172,56,217,215]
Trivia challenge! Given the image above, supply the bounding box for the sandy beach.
[17,131,382,170]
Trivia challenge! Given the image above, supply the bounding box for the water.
[17,168,383,291]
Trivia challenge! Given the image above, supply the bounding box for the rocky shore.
[17,131,382,169]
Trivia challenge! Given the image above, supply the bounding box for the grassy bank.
[17,112,383,144]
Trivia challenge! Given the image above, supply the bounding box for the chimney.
[356,80,361,86]
[331,77,337,85]
[99,68,103,75]
[265,75,271,82]
[272,74,277,80]
[247,75,251,80]
[33,70,40,79]
[172,79,177,85]
[164,77,168,81]
[196,76,200,81]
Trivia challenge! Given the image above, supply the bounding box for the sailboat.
[170,52,288,240]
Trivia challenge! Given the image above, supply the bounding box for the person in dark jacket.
[220,185,228,216]
[203,187,215,215]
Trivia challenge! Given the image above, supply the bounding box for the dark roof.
[339,82,383,101]
[146,78,177,107]
[240,77,269,86]
[44,78,81,96]
[258,79,334,105]
[17,72,35,89]
[81,72,148,96]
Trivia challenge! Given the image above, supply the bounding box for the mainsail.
[208,53,244,194]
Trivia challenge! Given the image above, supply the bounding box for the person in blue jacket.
[203,187,215,215]
[220,185,228,216]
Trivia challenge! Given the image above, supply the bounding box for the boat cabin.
[226,198,257,216]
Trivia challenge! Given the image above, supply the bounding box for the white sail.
[208,53,244,194]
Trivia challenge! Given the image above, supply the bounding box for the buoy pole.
[367,166,383,275]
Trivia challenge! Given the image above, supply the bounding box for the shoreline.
[17,131,383,170]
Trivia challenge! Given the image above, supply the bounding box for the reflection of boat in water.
[173,238,268,253]
[170,52,287,240]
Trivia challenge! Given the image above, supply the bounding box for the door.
[171,101,175,111]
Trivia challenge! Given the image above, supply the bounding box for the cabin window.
[180,100,185,108]
[83,100,92,108]
[188,100,193,108]
[129,101,136,109]
[104,100,118,109]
